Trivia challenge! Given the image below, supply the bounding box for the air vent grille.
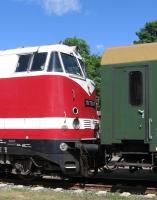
[83,120,91,129]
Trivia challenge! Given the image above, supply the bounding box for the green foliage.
[134,20,157,44]
[63,37,101,98]
[63,37,90,57]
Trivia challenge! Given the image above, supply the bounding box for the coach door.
[113,66,149,141]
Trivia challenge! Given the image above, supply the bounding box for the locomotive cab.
[0,44,99,178]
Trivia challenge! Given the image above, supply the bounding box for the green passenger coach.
[100,42,157,159]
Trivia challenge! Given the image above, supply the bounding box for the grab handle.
[149,118,152,140]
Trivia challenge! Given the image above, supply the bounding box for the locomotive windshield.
[31,52,47,71]
[48,52,63,72]
[61,53,83,77]
[16,52,47,72]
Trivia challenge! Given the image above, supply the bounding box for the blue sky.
[0,0,157,55]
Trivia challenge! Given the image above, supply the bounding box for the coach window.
[61,53,83,76]
[48,52,63,72]
[16,54,32,72]
[129,71,143,106]
[30,52,47,71]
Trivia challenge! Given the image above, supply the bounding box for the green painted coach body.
[100,43,157,152]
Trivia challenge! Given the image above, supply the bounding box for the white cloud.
[96,44,104,50]
[42,0,81,15]
[16,0,81,16]
[95,44,104,55]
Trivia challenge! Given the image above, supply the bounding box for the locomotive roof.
[101,42,157,65]
[0,44,79,56]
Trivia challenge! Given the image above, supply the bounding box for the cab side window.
[16,54,32,72]
[48,52,63,72]
[30,52,47,71]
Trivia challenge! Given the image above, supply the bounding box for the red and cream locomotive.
[0,44,99,177]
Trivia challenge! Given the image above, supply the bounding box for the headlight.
[72,107,78,115]
[60,143,68,152]
[73,118,80,130]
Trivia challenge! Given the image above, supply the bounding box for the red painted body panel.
[0,75,97,140]
[0,75,96,118]
[0,129,94,140]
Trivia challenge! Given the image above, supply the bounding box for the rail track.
[0,170,157,196]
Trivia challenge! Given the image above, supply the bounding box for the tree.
[134,20,157,44]
[63,37,101,98]
[63,37,90,58]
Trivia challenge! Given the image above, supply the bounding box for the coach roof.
[101,42,157,65]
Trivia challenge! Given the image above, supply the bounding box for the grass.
[0,189,151,200]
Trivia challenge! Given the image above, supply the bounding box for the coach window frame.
[129,70,143,106]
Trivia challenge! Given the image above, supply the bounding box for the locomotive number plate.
[85,100,96,108]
